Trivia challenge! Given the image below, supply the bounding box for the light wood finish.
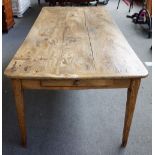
[122,79,141,147]
[4,7,148,79]
[22,79,130,89]
[4,7,148,147]
[12,79,27,146]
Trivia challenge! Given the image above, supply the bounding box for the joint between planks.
[83,10,96,70]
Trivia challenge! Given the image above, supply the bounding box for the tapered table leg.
[122,79,141,147]
[12,79,27,147]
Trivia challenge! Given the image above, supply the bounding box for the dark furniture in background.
[117,0,134,12]
[40,0,98,6]
[2,0,15,32]
[50,0,97,6]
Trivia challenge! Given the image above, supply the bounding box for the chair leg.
[49,0,56,6]
[148,16,152,38]
[38,0,40,5]
[117,0,121,9]
[96,0,99,6]
[49,1,51,5]
[129,0,134,12]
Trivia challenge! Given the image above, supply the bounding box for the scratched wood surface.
[4,7,148,79]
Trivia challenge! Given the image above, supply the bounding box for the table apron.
[21,79,131,90]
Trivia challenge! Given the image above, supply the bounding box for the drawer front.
[41,79,84,87]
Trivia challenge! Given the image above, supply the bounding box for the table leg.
[12,79,27,147]
[122,79,141,147]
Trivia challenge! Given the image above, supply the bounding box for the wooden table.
[4,7,148,147]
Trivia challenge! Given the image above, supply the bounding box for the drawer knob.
[73,80,80,85]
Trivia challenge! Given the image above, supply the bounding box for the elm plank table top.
[4,7,148,79]
[4,7,148,147]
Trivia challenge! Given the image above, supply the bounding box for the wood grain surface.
[4,7,148,79]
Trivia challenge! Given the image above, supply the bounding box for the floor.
[2,0,152,154]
